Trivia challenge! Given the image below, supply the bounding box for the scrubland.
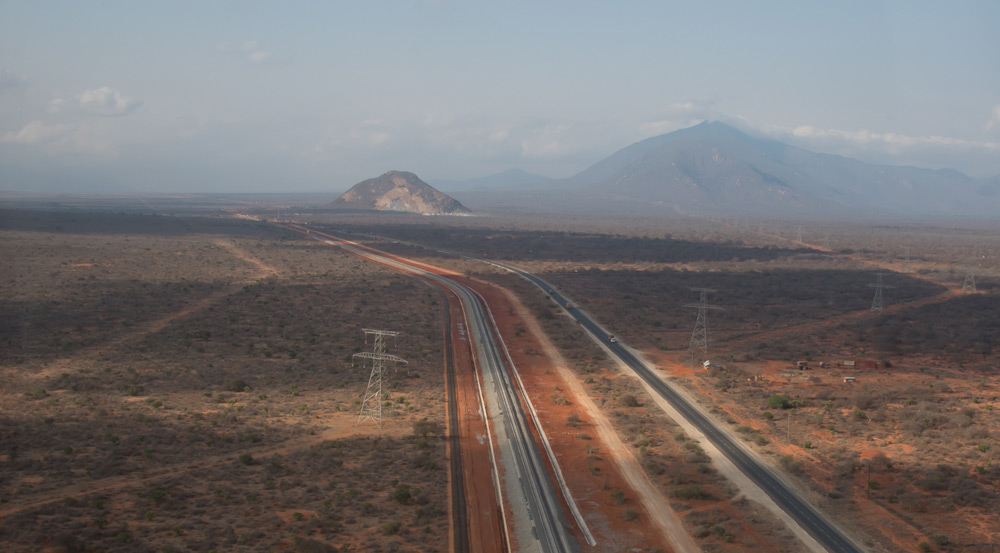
[317,211,999,552]
[1,209,449,552]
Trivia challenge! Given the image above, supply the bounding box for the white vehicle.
[609,334,617,343]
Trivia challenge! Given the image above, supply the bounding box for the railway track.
[280,224,581,553]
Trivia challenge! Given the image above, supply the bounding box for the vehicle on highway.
[609,334,617,343]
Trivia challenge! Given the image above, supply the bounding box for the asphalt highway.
[286,225,863,552]
[496,264,866,553]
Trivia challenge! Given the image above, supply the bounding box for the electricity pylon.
[353,329,407,428]
[962,267,977,292]
[686,287,723,363]
[868,273,894,311]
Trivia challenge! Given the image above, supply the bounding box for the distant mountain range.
[330,170,469,215]
[433,168,549,193]
[450,122,1000,219]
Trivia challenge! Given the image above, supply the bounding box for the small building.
[840,360,856,369]
[854,358,884,370]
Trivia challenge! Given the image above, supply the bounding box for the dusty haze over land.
[1,2,999,197]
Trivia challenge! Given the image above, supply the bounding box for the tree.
[767,394,792,409]
[412,420,443,438]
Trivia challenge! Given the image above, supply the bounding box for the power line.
[963,265,977,292]
[354,328,407,428]
[686,287,723,363]
[868,273,895,311]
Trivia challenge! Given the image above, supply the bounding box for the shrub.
[294,538,337,553]
[619,394,639,407]
[238,453,254,465]
[382,522,401,535]
[780,455,802,473]
[391,484,412,505]
[412,420,442,438]
[869,453,893,471]
[611,489,626,506]
[674,485,714,500]
[767,394,791,409]
[24,388,49,400]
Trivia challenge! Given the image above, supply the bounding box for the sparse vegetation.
[0,210,449,553]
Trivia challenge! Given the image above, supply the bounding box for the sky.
[1,0,999,194]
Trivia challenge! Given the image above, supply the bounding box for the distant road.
[280,224,581,553]
[337,230,865,553]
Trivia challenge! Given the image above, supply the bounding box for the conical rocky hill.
[331,170,469,215]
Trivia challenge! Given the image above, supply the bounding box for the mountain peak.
[331,170,469,215]
[462,122,992,217]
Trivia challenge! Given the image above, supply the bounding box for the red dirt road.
[458,277,681,553]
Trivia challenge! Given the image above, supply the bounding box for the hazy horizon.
[2,1,999,194]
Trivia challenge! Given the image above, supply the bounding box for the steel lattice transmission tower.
[686,287,723,362]
[353,329,407,428]
[868,273,895,311]
[962,267,977,292]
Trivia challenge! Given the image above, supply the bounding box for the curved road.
[285,225,580,553]
[337,230,866,553]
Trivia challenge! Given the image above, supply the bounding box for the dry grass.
[0,210,449,552]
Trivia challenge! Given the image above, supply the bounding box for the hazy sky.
[2,1,998,193]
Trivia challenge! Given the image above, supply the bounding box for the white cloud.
[521,124,571,159]
[638,98,745,139]
[78,86,140,116]
[47,97,65,113]
[248,51,271,64]
[219,40,280,65]
[785,124,1000,151]
[985,104,1000,132]
[1,120,74,144]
